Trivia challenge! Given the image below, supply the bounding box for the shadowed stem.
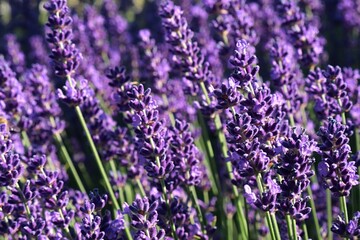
[340,196,349,223]
[302,223,309,240]
[71,101,133,240]
[52,127,86,193]
[188,185,206,232]
[200,82,248,239]
[306,187,322,240]
[326,189,333,240]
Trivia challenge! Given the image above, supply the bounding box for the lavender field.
[0,0,359,239]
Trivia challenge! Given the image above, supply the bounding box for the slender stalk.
[326,189,333,240]
[197,114,220,195]
[227,215,233,240]
[271,213,281,240]
[285,215,293,240]
[340,196,349,240]
[73,106,133,240]
[53,131,86,193]
[136,178,146,197]
[291,218,297,240]
[74,106,119,209]
[109,160,124,208]
[340,196,349,223]
[188,186,206,232]
[302,223,309,240]
[195,135,218,195]
[15,182,32,220]
[306,186,322,240]
[20,131,31,149]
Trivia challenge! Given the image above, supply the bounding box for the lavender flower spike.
[317,118,358,197]
[44,0,87,106]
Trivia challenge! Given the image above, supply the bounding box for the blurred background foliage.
[0,0,358,77]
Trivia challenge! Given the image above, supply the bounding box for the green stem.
[285,215,293,240]
[271,212,281,240]
[199,78,248,238]
[53,131,86,193]
[15,182,32,220]
[197,114,220,195]
[291,218,297,240]
[195,135,218,195]
[306,186,321,240]
[20,131,31,149]
[109,160,124,208]
[340,196,349,223]
[74,106,118,209]
[340,196,349,240]
[326,189,333,240]
[227,215,233,240]
[188,186,206,232]
[136,178,146,197]
[73,106,133,240]
[302,223,309,240]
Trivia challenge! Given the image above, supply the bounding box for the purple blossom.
[317,118,359,197]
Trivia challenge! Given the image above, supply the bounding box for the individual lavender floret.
[1,34,25,75]
[213,78,242,110]
[332,211,360,238]
[276,129,316,221]
[276,0,325,67]
[44,0,86,106]
[124,197,165,239]
[317,118,359,197]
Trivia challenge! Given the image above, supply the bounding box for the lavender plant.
[0,0,360,239]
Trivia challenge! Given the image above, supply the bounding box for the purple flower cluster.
[1,0,360,239]
[317,118,358,197]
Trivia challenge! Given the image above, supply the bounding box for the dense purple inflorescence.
[1,0,360,239]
